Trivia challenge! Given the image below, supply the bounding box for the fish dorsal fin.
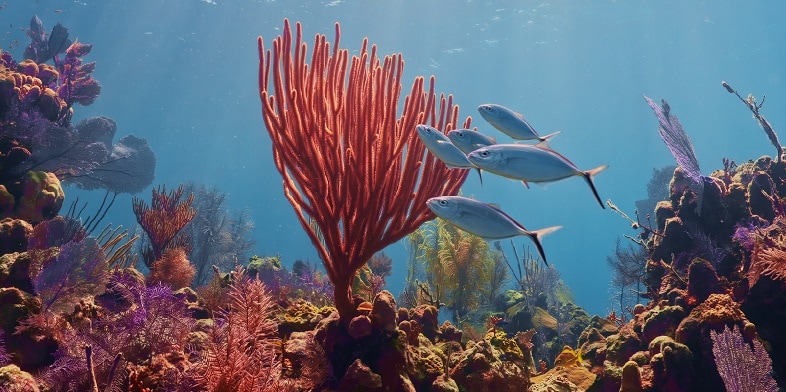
[515,111,527,122]
[532,143,579,168]
[485,203,527,230]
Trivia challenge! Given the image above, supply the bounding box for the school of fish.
[417,103,608,266]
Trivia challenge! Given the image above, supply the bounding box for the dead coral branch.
[722,81,782,161]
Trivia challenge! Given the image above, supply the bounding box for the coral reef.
[579,95,786,391]
[4,13,786,392]
[2,16,154,199]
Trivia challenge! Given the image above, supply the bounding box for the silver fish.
[416,125,483,182]
[478,104,560,142]
[426,195,561,265]
[467,143,608,208]
[447,128,497,154]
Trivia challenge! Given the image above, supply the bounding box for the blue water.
[3,1,785,317]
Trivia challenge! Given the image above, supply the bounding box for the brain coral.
[16,171,64,223]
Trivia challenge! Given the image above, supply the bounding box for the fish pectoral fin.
[521,180,530,189]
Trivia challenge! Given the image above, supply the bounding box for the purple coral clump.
[57,41,102,107]
[23,15,72,64]
[732,221,765,253]
[710,325,779,392]
[22,14,100,109]
[37,272,194,390]
[89,272,193,360]
[0,330,10,367]
[291,260,334,305]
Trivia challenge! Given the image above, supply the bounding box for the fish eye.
[438,200,448,206]
[456,132,465,138]
[479,151,489,157]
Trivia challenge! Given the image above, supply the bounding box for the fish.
[447,128,497,154]
[416,125,483,183]
[466,143,608,208]
[426,195,561,265]
[477,104,560,142]
[554,346,584,367]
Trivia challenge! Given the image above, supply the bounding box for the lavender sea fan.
[644,96,702,184]
[710,325,779,392]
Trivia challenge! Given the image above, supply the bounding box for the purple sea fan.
[33,236,109,313]
[710,325,779,392]
[644,96,702,184]
[18,116,156,194]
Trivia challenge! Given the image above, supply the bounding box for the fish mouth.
[466,152,482,164]
[425,198,442,212]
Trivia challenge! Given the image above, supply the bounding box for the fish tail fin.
[541,130,561,141]
[536,130,562,148]
[582,165,608,209]
[528,225,563,266]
